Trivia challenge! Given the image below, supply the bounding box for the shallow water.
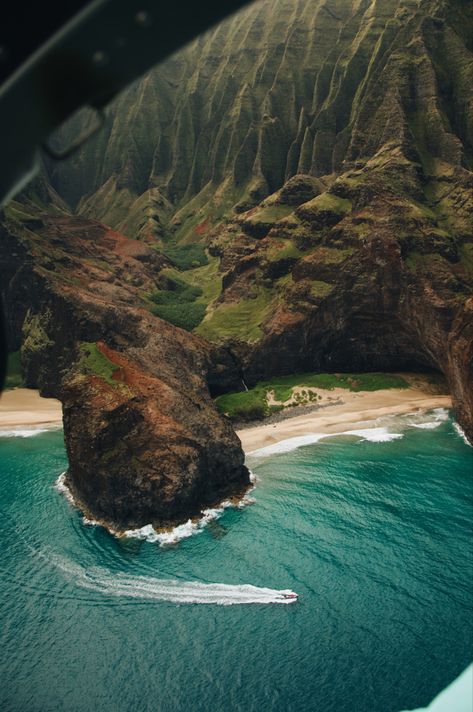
[1,411,472,711]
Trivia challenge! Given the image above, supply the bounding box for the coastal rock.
[1,211,249,529]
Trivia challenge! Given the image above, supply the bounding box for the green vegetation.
[196,287,273,343]
[460,243,473,275]
[409,201,437,221]
[22,310,53,355]
[215,372,410,421]
[150,275,202,304]
[245,205,293,225]
[215,386,271,421]
[266,239,302,261]
[78,342,120,386]
[152,302,207,331]
[301,193,352,216]
[310,281,334,298]
[177,256,222,305]
[3,202,39,223]
[163,243,209,270]
[149,274,206,331]
[5,351,24,389]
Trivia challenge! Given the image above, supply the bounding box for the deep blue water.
[0,411,472,712]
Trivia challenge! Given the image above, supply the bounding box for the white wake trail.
[50,554,297,606]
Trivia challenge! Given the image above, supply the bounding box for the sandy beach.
[0,389,63,430]
[0,384,452,451]
[236,387,452,453]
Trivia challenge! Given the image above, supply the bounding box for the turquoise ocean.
[1,408,472,712]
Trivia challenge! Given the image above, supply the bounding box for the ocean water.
[0,410,472,712]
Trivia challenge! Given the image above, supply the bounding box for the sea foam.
[56,472,255,546]
[250,427,403,457]
[408,407,450,430]
[123,493,255,545]
[0,427,51,438]
[453,422,472,447]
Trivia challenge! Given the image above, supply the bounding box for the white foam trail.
[250,427,403,456]
[250,433,329,456]
[402,407,450,431]
[453,422,472,447]
[49,554,297,606]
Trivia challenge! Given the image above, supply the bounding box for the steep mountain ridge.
[48,0,472,235]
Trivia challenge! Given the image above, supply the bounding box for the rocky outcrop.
[0,207,249,529]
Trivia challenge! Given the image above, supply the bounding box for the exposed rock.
[0,211,250,529]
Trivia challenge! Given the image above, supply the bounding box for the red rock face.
[1,213,250,530]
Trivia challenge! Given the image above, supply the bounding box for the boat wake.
[49,554,297,606]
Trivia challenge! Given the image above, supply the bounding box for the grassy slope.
[215,372,410,421]
[196,287,274,343]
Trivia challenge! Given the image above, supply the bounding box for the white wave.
[453,422,472,447]
[342,427,403,442]
[124,494,254,545]
[55,472,76,506]
[250,427,403,456]
[0,427,50,438]
[56,472,254,545]
[432,407,450,421]
[410,421,442,430]
[401,407,450,431]
[250,433,329,456]
[82,516,101,526]
[49,554,297,605]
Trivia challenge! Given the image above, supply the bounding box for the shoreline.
[236,388,452,454]
[0,388,63,430]
[0,386,452,451]
[2,383,456,544]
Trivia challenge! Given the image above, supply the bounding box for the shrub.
[151,302,206,331]
[149,275,206,330]
[163,244,208,270]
